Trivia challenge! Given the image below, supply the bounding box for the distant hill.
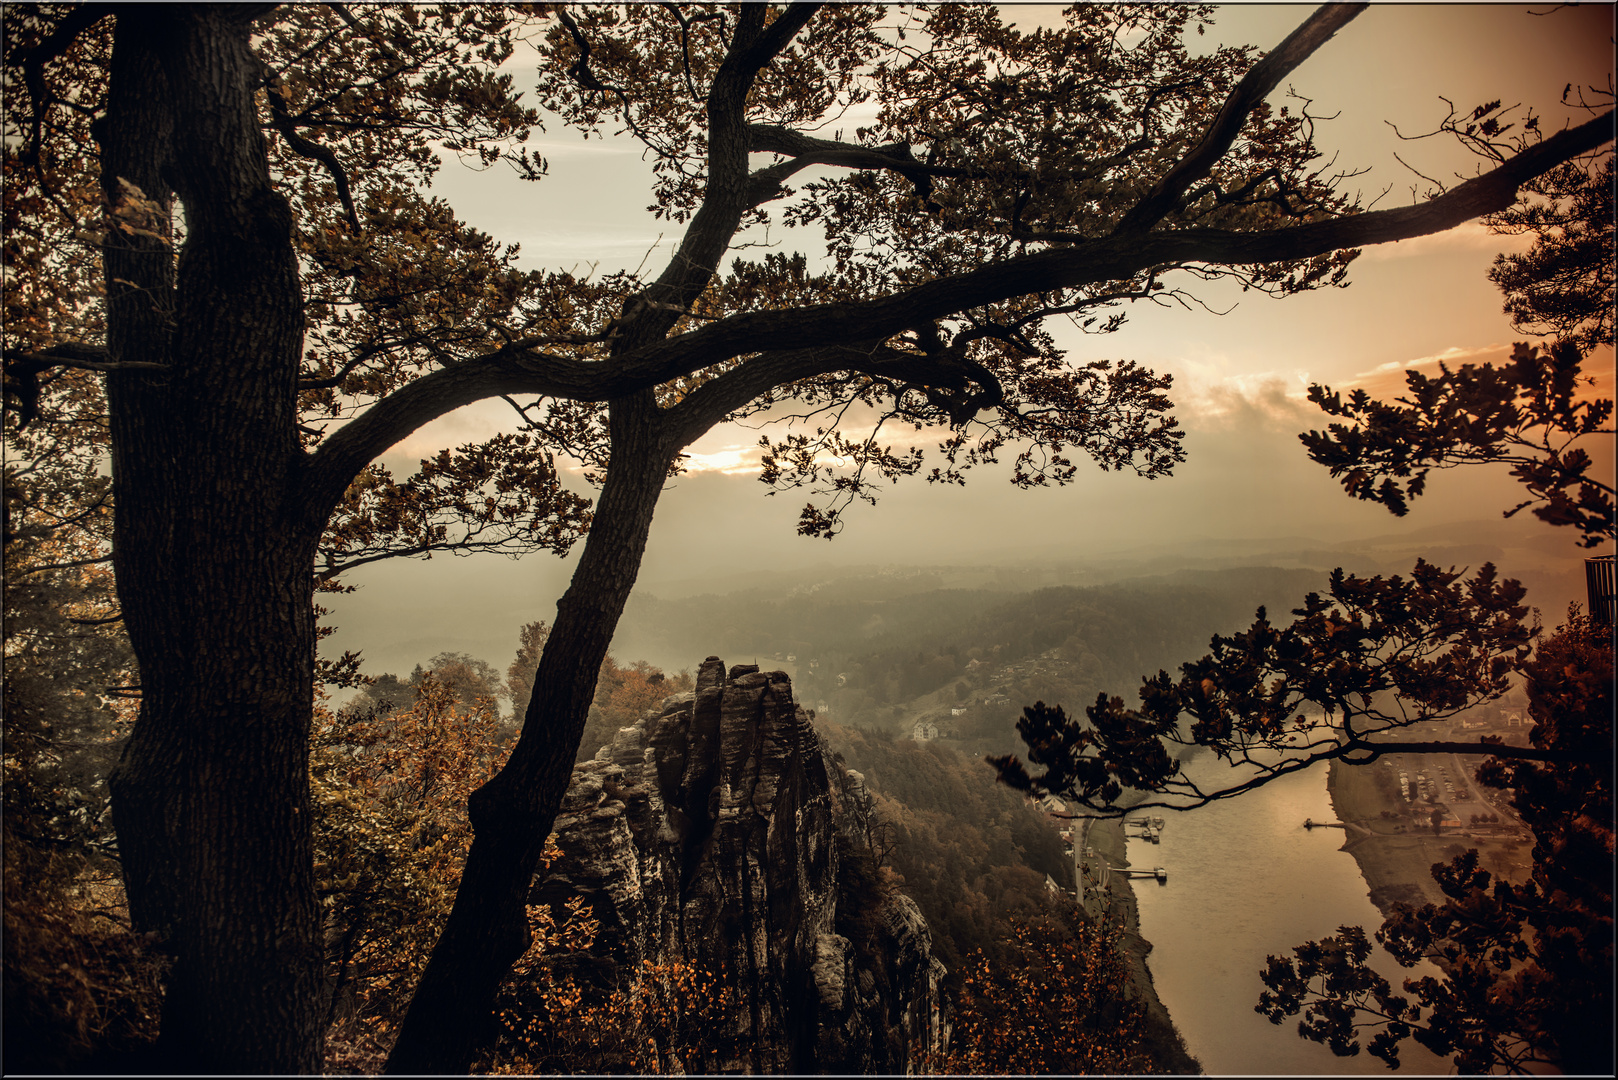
[611,564,1327,749]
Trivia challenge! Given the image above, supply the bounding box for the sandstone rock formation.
[530,657,946,1073]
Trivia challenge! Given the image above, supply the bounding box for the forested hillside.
[613,565,1327,758]
[817,721,1068,975]
[816,719,1200,1074]
[827,567,1325,735]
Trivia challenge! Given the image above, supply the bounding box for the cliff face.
[531,657,946,1073]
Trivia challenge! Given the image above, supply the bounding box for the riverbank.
[1326,758,1534,919]
[1088,814,1203,1074]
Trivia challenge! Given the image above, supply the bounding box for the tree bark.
[100,8,325,1072]
[386,392,678,1074]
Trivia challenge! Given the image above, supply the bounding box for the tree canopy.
[1299,92,1614,547]
[3,3,1611,1072]
[1255,608,1611,1073]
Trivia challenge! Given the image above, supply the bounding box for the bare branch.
[4,343,149,371]
[265,78,361,233]
[11,553,115,574]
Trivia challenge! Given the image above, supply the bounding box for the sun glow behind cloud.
[678,442,763,476]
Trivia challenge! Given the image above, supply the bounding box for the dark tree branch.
[666,108,1615,373]
[555,7,650,151]
[300,107,1611,554]
[627,2,821,338]
[746,123,966,206]
[746,125,952,177]
[1342,737,1589,763]
[5,345,167,429]
[1118,3,1369,233]
[3,343,141,371]
[16,4,116,166]
[265,80,360,233]
[314,538,501,583]
[732,2,821,71]
[664,341,888,446]
[296,335,430,390]
[11,553,116,574]
[300,350,603,526]
[1052,732,1586,819]
[1154,111,1612,255]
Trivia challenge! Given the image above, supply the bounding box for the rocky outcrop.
[530,657,946,1074]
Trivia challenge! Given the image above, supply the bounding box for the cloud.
[1358,220,1532,262]
[1160,345,1322,430]
[1178,375,1314,431]
[1336,344,1498,397]
[503,227,669,267]
[677,362,1340,475]
[1334,341,1618,406]
[522,136,655,159]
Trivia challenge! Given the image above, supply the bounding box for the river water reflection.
[1125,755,1450,1076]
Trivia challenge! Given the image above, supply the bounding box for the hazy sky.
[324,3,1615,679]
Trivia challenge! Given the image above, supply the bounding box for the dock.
[1123,815,1167,844]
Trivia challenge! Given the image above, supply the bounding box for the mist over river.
[1125,754,1449,1076]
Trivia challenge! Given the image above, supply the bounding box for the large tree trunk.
[100,8,325,1072]
[386,392,677,1074]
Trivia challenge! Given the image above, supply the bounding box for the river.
[1125,754,1450,1076]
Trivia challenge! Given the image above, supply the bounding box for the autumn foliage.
[484,942,743,1075]
[312,674,510,1071]
[310,644,710,1073]
[0,843,167,1074]
[924,907,1149,1075]
[3,281,153,1072]
[507,618,695,761]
